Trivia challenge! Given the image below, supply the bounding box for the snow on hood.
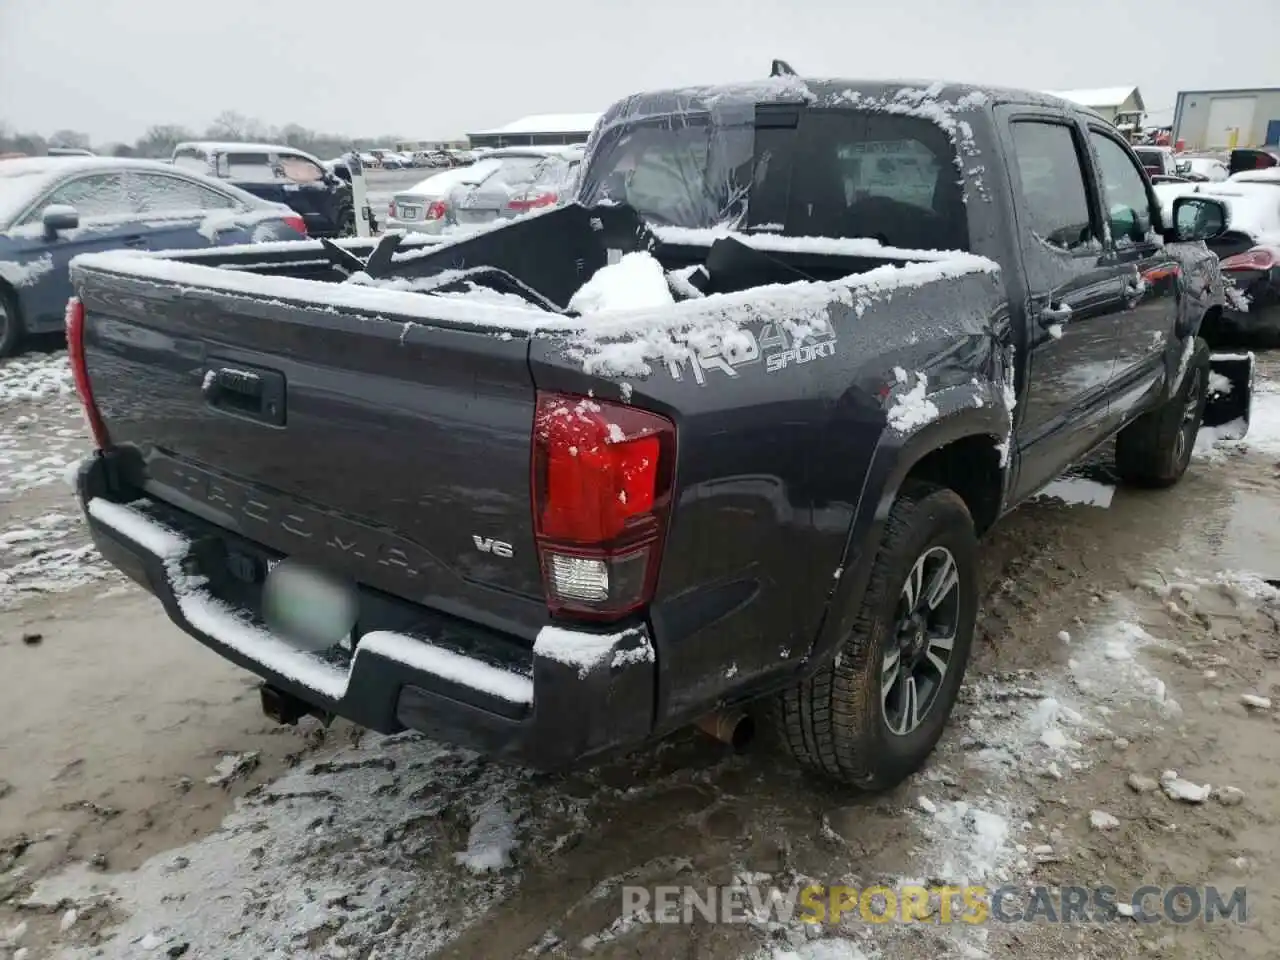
[1153,181,1280,246]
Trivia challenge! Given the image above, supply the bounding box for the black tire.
[775,482,978,790]
[1115,337,1210,488]
[335,200,356,238]
[0,284,23,359]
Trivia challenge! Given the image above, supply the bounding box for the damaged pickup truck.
[67,75,1254,791]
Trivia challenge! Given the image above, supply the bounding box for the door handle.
[1038,303,1073,328]
[121,235,147,248]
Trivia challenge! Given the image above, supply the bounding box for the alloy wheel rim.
[1174,367,1204,464]
[882,546,961,736]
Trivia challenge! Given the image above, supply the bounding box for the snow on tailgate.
[70,239,998,380]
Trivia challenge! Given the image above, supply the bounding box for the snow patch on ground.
[0,351,75,406]
[1031,477,1115,509]
[0,510,121,606]
[25,736,551,959]
[1195,378,1280,461]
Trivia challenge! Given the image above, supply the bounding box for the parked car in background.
[1134,145,1176,177]
[1228,147,1280,177]
[383,156,506,234]
[0,156,305,356]
[451,145,585,227]
[1154,178,1280,344]
[46,147,97,158]
[172,142,357,238]
[1174,155,1229,182]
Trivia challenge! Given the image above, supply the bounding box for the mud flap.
[1203,351,1254,435]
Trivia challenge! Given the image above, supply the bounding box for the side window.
[128,173,238,214]
[1009,121,1096,253]
[27,174,131,222]
[277,155,325,183]
[1089,132,1155,247]
[223,152,275,182]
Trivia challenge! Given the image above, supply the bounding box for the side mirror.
[42,204,80,237]
[1170,196,1228,242]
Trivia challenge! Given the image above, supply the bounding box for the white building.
[468,113,602,150]
[1047,87,1145,127]
[1173,88,1280,151]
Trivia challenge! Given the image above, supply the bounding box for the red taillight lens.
[507,192,557,212]
[283,214,307,236]
[1221,248,1277,272]
[532,392,675,620]
[425,200,447,220]
[65,297,110,450]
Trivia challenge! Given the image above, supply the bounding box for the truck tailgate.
[75,265,546,638]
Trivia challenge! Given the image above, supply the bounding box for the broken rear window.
[578,108,968,251]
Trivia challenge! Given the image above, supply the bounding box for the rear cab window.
[577,106,969,252]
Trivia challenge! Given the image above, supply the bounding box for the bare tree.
[48,129,92,150]
[206,110,252,141]
[135,124,194,158]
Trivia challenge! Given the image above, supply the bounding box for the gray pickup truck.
[67,74,1252,791]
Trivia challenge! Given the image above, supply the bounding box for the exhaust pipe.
[696,710,755,751]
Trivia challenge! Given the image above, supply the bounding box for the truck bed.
[69,201,1003,762]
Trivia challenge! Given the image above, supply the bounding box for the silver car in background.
[451,146,584,227]
[384,157,506,234]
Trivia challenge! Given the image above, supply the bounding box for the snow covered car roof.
[589,76,1102,146]
[173,142,326,164]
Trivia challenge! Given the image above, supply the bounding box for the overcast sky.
[1,0,1274,143]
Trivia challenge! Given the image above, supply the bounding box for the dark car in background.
[0,156,306,356]
[1155,177,1280,344]
[172,142,356,238]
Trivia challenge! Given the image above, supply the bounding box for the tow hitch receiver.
[261,683,318,726]
[1204,351,1255,434]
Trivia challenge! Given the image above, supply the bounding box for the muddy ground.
[1,344,1278,960]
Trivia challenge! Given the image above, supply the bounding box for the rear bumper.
[75,454,656,769]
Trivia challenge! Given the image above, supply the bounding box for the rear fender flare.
[804,384,1011,672]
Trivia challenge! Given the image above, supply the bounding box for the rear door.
[996,108,1130,500]
[12,172,146,329]
[1085,126,1181,425]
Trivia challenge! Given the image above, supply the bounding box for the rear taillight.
[425,200,447,221]
[1221,248,1277,272]
[507,192,557,212]
[531,392,675,620]
[283,213,307,236]
[65,297,110,450]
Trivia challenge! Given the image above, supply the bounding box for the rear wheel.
[774,483,978,790]
[0,284,23,359]
[1115,337,1210,488]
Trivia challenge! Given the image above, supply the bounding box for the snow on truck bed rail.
[70,235,998,379]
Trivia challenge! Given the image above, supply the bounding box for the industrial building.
[1172,87,1280,151]
[1048,87,1145,127]
[467,113,602,150]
